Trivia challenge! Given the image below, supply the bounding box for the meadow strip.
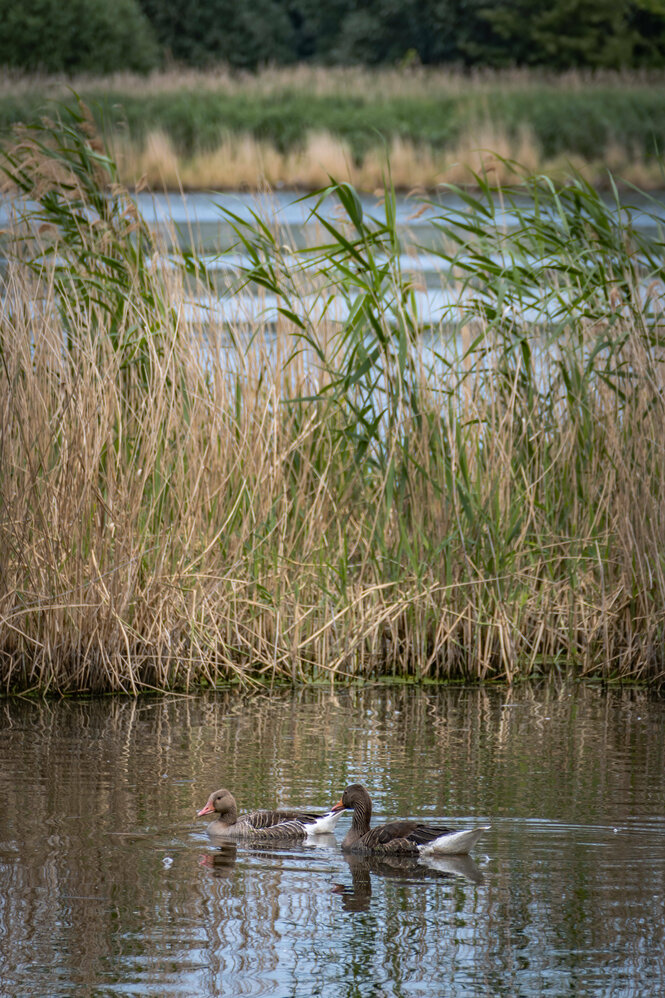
[1,66,665,191]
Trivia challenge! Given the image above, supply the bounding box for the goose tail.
[419,825,490,856]
[305,810,342,835]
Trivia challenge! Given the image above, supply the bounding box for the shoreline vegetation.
[2,101,665,694]
[1,67,665,191]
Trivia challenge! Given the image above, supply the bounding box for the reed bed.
[1,66,665,191]
[111,126,546,193]
[3,64,664,101]
[2,104,665,693]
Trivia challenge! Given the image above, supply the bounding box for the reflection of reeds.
[2,109,665,691]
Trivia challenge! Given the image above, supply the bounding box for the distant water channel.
[1,684,664,997]
[137,187,665,254]
[136,188,665,328]
[2,188,664,328]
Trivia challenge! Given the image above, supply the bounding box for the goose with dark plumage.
[331,784,489,855]
[197,788,341,841]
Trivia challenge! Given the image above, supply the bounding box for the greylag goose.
[331,784,489,855]
[196,788,341,840]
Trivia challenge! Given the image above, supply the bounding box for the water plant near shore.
[1,107,665,693]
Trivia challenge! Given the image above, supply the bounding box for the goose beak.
[197,800,215,817]
[331,798,346,812]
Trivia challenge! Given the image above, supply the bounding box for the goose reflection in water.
[332,851,483,913]
[199,831,338,880]
[199,840,238,878]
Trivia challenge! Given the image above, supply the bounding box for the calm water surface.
[3,190,665,328]
[0,684,664,997]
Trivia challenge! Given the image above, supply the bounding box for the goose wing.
[250,808,340,835]
[358,820,455,854]
[404,823,455,847]
[243,808,322,829]
[360,820,420,853]
[240,816,309,840]
[236,808,335,839]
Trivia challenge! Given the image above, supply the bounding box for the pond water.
[2,189,664,328]
[1,684,664,997]
[136,188,665,252]
[139,189,665,323]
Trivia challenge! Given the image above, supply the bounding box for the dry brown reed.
[2,249,665,692]
[111,125,665,193]
[2,113,665,692]
[3,65,664,101]
[4,65,665,192]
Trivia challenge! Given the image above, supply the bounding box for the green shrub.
[138,0,296,70]
[0,0,159,74]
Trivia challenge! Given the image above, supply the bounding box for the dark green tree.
[463,0,665,68]
[292,0,665,69]
[11,0,662,74]
[0,0,159,74]
[292,0,468,65]
[137,0,296,69]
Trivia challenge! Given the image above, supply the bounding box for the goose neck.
[351,798,371,836]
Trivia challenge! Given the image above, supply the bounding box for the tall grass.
[1,67,665,190]
[3,64,664,102]
[2,108,665,693]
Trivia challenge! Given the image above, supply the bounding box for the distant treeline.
[2,0,665,75]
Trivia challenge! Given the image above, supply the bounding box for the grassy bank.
[2,104,665,693]
[1,66,665,190]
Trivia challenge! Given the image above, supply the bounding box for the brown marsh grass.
[111,125,665,194]
[3,66,665,191]
[2,106,665,693]
[112,126,665,194]
[3,64,664,100]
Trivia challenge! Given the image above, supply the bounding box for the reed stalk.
[1,107,665,692]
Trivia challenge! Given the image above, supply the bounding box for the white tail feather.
[419,826,490,856]
[305,810,342,835]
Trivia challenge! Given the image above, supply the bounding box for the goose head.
[197,788,238,824]
[332,784,372,820]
